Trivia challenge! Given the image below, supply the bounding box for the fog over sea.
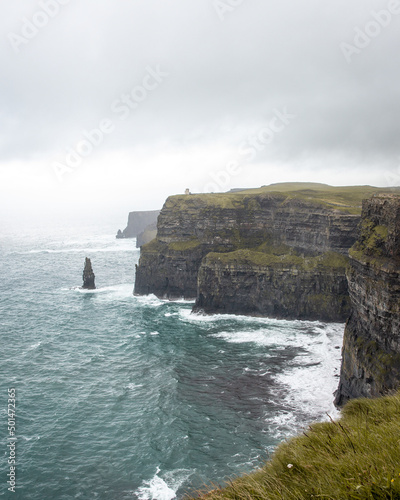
[0,221,343,500]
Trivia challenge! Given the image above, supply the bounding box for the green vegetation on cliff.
[195,392,400,500]
[166,184,400,216]
[348,195,400,268]
[141,238,166,253]
[241,183,400,215]
[204,248,349,271]
[169,238,202,251]
[355,219,389,257]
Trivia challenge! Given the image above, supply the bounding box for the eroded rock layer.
[134,188,362,300]
[193,250,350,321]
[335,195,400,406]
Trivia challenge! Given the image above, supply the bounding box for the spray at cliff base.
[0,223,342,500]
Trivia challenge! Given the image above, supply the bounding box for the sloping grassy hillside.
[194,392,400,500]
[241,184,400,215]
[168,184,400,216]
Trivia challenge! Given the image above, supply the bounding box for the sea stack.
[82,257,96,289]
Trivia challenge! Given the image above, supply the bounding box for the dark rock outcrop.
[134,239,205,299]
[193,250,350,321]
[82,257,96,289]
[335,195,400,406]
[116,210,160,241]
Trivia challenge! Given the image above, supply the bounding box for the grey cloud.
[1,0,399,171]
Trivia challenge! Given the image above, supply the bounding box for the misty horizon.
[1,1,400,228]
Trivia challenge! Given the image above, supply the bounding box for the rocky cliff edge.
[335,194,400,406]
[134,184,371,313]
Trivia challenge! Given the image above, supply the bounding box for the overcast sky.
[1,0,400,227]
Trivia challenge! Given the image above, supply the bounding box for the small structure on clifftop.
[82,257,96,289]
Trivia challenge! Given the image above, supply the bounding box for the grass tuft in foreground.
[192,392,400,500]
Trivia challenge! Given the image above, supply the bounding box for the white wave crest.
[135,467,192,500]
[274,323,343,420]
[133,294,164,308]
[28,341,42,350]
[211,329,299,347]
[68,283,133,299]
[180,309,322,328]
[208,320,344,431]
[169,297,195,304]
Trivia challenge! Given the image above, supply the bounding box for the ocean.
[0,221,343,499]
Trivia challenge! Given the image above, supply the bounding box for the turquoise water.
[0,224,343,499]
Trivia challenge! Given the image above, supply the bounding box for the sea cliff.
[134,184,387,319]
[193,249,350,321]
[334,194,400,406]
[134,184,400,321]
[116,210,160,245]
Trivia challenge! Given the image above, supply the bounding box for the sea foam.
[135,467,192,500]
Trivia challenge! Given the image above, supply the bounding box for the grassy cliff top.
[165,184,400,215]
[204,249,349,271]
[194,392,400,500]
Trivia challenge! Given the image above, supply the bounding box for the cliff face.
[134,239,206,299]
[155,193,358,255]
[134,189,361,300]
[194,250,350,321]
[335,195,400,406]
[116,210,160,241]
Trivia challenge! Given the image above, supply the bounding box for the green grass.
[240,184,400,215]
[140,238,166,253]
[141,238,203,253]
[204,249,348,271]
[193,392,400,500]
[349,213,394,268]
[169,238,202,251]
[168,184,400,216]
[359,222,389,256]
